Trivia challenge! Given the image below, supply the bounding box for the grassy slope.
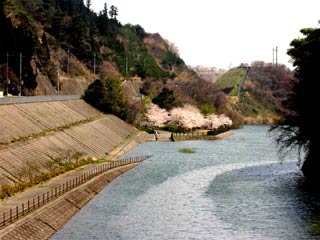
[214,68,280,124]
[213,68,245,96]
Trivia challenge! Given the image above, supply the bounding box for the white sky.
[91,0,320,69]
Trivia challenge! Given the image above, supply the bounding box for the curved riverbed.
[52,126,320,240]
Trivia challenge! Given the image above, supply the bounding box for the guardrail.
[0,155,151,228]
[0,95,80,105]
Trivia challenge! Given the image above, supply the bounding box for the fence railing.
[173,132,206,137]
[0,155,150,228]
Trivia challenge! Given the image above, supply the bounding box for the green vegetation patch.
[179,148,196,153]
[0,153,109,199]
[214,68,245,96]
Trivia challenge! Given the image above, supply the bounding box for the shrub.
[179,148,196,154]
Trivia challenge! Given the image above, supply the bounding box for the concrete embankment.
[173,130,234,141]
[0,99,151,185]
[0,164,138,240]
[0,98,153,239]
[215,131,234,139]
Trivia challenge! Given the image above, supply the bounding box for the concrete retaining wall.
[0,99,151,239]
[0,100,140,185]
[0,99,102,144]
[0,164,137,240]
[0,116,138,185]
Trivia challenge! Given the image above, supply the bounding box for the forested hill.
[0,0,240,125]
[214,61,295,124]
[0,0,191,95]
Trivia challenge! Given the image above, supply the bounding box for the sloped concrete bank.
[0,99,153,239]
[0,99,144,185]
[0,164,138,240]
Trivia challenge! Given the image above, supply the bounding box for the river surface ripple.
[52,125,320,240]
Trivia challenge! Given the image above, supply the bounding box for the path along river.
[52,125,320,240]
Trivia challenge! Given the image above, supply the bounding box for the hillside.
[0,0,242,126]
[214,62,294,124]
[0,0,188,96]
[213,67,246,96]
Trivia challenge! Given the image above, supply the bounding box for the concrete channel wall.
[0,165,138,240]
[0,100,138,185]
[0,98,152,239]
[0,99,102,144]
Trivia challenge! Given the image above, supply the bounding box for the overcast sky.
[91,0,320,69]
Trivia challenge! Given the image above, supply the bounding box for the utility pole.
[7,52,9,86]
[272,48,274,65]
[67,48,70,77]
[6,52,13,95]
[93,53,96,75]
[19,52,24,96]
[275,46,278,66]
[57,60,60,95]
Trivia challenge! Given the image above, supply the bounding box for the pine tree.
[86,0,91,10]
[109,5,118,20]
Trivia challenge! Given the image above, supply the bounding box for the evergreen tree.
[273,24,320,182]
[153,87,178,110]
[103,3,108,17]
[83,78,130,121]
[109,5,118,20]
[86,0,91,9]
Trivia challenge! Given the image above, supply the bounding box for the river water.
[52,126,320,240]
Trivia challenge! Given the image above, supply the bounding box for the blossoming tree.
[145,103,233,130]
[145,104,169,127]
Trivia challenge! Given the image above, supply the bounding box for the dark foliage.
[83,78,131,122]
[0,1,38,95]
[153,87,178,110]
[246,62,294,116]
[272,26,320,181]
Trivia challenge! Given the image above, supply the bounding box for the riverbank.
[0,131,152,239]
[0,98,154,239]
[173,130,234,141]
[0,164,139,239]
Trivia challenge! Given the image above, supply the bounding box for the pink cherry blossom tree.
[204,113,233,129]
[145,104,169,127]
[145,103,233,131]
[169,105,206,130]
[204,114,221,129]
[217,114,233,126]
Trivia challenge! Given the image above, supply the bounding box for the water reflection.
[208,162,320,239]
